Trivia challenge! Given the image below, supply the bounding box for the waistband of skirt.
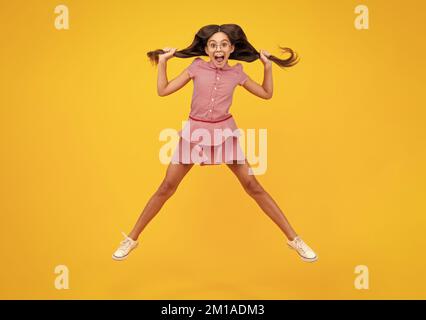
[188,114,233,123]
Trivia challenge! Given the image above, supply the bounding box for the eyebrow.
[208,39,230,43]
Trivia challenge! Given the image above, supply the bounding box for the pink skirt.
[170,115,246,166]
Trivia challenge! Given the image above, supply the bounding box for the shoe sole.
[287,243,318,262]
[112,254,129,261]
[112,243,139,261]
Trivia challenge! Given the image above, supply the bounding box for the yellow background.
[1,0,425,299]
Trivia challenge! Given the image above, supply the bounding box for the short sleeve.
[237,63,248,86]
[186,57,202,79]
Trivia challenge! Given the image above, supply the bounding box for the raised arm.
[157,47,191,97]
[241,50,273,100]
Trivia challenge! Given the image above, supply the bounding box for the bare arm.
[241,50,273,100]
[157,47,191,97]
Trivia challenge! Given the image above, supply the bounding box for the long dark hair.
[147,24,299,68]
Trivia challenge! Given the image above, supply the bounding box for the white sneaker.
[287,236,318,262]
[112,232,139,261]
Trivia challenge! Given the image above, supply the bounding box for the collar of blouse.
[206,59,233,70]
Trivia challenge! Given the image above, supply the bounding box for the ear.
[230,44,235,54]
[204,45,208,56]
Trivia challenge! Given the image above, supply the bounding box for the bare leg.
[226,161,298,241]
[127,162,194,240]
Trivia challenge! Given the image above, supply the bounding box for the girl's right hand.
[259,49,272,68]
[158,47,177,63]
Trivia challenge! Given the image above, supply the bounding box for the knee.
[156,180,178,197]
[243,179,265,197]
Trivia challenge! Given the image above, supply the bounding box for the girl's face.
[205,32,235,68]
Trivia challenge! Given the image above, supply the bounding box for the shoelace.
[118,232,132,252]
[294,238,309,254]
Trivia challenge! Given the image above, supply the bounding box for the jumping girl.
[112,24,318,262]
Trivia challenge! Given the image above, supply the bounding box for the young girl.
[112,24,318,262]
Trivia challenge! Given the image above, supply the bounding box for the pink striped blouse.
[171,57,249,165]
[186,57,248,122]
[178,57,248,147]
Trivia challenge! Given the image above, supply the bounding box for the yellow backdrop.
[1,0,425,299]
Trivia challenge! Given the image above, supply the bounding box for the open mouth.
[214,55,224,63]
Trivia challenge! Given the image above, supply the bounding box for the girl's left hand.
[259,49,272,67]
